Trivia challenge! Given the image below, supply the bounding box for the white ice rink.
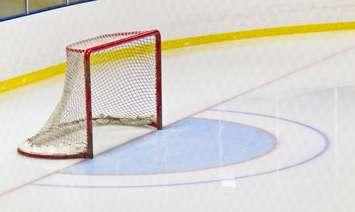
[0,31,355,211]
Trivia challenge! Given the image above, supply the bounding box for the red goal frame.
[81,30,162,159]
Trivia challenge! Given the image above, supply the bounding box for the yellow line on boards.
[1,21,355,94]
[0,63,66,94]
[90,44,155,66]
[162,22,355,50]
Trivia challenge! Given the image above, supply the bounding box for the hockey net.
[18,30,162,159]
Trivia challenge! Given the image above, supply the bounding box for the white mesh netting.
[18,31,161,158]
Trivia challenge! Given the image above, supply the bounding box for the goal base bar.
[17,148,91,159]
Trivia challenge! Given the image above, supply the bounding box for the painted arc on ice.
[63,118,275,175]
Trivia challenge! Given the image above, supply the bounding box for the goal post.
[18,30,162,159]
